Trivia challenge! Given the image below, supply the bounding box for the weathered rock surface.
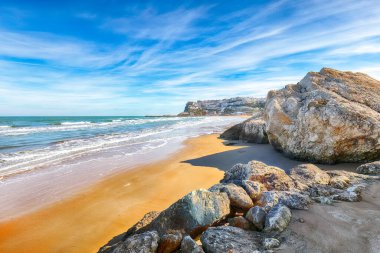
[209,183,253,211]
[228,216,253,230]
[222,161,296,191]
[356,161,380,174]
[220,116,269,143]
[181,235,204,253]
[258,191,311,210]
[290,164,330,190]
[106,231,159,253]
[179,97,265,116]
[157,231,182,253]
[329,175,350,189]
[263,238,281,249]
[264,204,292,232]
[234,180,262,201]
[142,189,230,237]
[200,226,260,253]
[245,206,266,230]
[265,68,380,164]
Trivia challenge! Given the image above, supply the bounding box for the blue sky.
[1,0,380,116]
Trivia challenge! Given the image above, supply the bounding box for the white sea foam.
[0,116,243,177]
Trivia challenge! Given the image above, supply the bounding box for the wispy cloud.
[0,0,380,115]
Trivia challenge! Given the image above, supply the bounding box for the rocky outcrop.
[200,226,260,253]
[220,113,269,143]
[356,161,380,174]
[141,189,230,237]
[178,97,265,116]
[222,161,296,191]
[264,68,380,164]
[99,160,378,253]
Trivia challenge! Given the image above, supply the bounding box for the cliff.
[178,97,265,116]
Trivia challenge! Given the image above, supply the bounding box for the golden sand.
[0,134,245,253]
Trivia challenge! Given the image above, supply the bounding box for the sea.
[0,116,243,178]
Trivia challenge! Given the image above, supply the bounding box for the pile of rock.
[98,160,378,253]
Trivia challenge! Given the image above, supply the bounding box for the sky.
[0,0,380,116]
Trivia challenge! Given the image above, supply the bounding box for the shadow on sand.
[182,141,360,173]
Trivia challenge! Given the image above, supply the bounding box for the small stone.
[209,183,254,211]
[228,216,253,230]
[245,206,266,230]
[356,161,380,175]
[313,196,334,205]
[263,238,281,249]
[181,235,204,253]
[157,231,182,253]
[298,218,305,223]
[264,204,291,232]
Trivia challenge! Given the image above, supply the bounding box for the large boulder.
[264,204,291,232]
[141,189,230,237]
[234,180,262,201]
[222,161,296,191]
[356,161,380,174]
[265,68,380,164]
[200,226,260,253]
[220,116,269,144]
[209,183,253,211]
[290,164,330,190]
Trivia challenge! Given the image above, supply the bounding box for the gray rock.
[157,231,182,253]
[110,231,159,253]
[181,235,204,253]
[222,161,296,191]
[221,116,269,144]
[329,175,350,189]
[264,68,380,163]
[236,180,262,201]
[264,204,292,232]
[356,161,380,174]
[142,189,230,237]
[312,196,334,205]
[263,238,281,249]
[99,211,160,252]
[245,206,266,230]
[200,226,260,253]
[290,164,330,190]
[209,183,253,211]
[228,216,253,230]
[333,184,365,202]
[258,191,311,210]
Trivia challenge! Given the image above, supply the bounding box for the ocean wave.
[0,117,187,136]
[0,116,243,177]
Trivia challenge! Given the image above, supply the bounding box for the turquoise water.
[0,116,243,177]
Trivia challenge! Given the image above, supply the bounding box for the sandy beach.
[0,133,377,253]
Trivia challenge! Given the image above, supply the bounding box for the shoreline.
[0,134,247,253]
